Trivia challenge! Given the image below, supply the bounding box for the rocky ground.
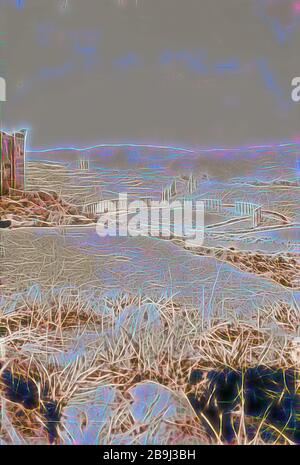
[0,190,96,228]
[176,241,300,289]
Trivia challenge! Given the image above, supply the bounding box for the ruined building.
[0,129,27,196]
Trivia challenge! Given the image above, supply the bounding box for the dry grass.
[0,288,299,445]
[260,300,300,334]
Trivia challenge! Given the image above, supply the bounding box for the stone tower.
[0,129,27,196]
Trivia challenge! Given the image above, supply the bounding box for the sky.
[1,0,300,149]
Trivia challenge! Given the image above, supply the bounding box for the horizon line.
[26,140,300,155]
[27,142,195,154]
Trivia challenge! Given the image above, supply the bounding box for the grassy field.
[0,155,299,444]
[0,287,299,445]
